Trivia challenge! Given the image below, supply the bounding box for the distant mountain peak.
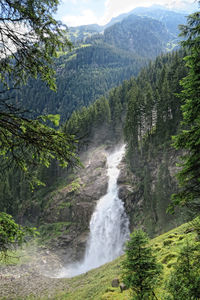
[133,4,168,11]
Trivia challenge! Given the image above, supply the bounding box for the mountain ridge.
[68,5,187,42]
[14,13,178,122]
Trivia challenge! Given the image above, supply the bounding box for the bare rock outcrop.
[117,148,185,236]
[39,146,109,261]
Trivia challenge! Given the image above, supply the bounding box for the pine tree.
[124,82,140,150]
[144,83,154,136]
[124,83,141,170]
[165,241,200,299]
[121,230,162,299]
[170,5,200,213]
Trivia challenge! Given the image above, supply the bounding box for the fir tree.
[121,230,162,299]
[165,241,200,299]
[170,4,200,213]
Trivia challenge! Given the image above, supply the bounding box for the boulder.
[111,278,120,287]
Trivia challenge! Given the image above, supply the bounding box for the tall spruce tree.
[121,230,162,299]
[170,3,200,213]
[165,241,200,299]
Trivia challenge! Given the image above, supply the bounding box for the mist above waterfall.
[57,145,130,278]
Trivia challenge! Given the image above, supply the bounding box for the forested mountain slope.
[67,24,102,44]
[132,6,187,36]
[123,50,189,234]
[0,50,189,248]
[68,6,187,42]
[63,49,189,236]
[103,15,172,57]
[0,4,192,257]
[13,12,182,122]
[15,43,144,121]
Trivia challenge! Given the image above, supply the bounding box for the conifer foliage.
[0,0,71,88]
[124,50,187,173]
[165,241,200,299]
[0,0,79,179]
[171,4,200,213]
[121,230,162,299]
[0,0,78,261]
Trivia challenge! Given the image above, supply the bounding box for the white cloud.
[62,0,78,3]
[62,9,98,26]
[165,0,197,10]
[101,0,152,24]
[101,0,197,25]
[62,0,89,3]
[60,0,198,26]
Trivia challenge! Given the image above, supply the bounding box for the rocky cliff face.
[117,148,187,237]
[28,144,186,263]
[37,146,109,261]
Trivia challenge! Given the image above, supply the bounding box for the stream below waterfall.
[58,145,130,278]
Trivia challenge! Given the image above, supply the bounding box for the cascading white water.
[58,145,130,278]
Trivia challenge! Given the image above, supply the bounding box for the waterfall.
[58,144,130,278]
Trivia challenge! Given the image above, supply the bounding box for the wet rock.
[57,234,74,246]
[118,185,134,201]
[117,166,127,184]
[41,148,110,260]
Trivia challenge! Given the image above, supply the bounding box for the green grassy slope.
[43,221,197,300]
[0,220,198,299]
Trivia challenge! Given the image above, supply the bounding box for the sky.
[55,0,199,27]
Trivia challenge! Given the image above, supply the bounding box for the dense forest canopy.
[170,6,200,213]
[0,49,188,230]
[14,43,145,121]
[0,0,79,178]
[11,11,182,122]
[0,0,78,260]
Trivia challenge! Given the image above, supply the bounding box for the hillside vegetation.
[0,50,189,240]
[56,221,198,300]
[12,11,182,122]
[1,3,200,300]
[0,220,198,299]
[14,43,144,122]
